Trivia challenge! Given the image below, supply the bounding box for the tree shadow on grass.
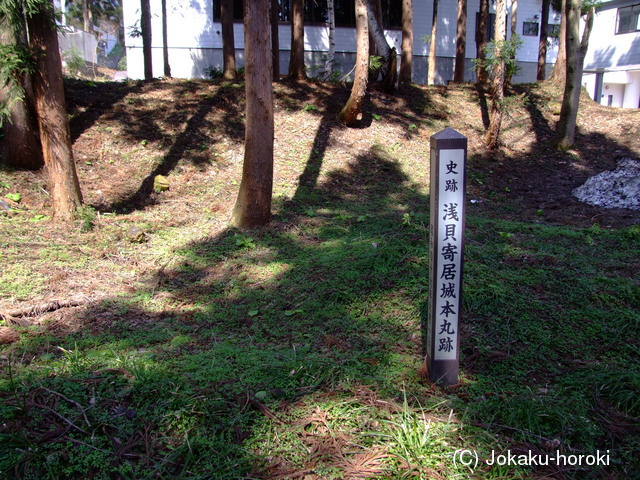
[2,147,435,478]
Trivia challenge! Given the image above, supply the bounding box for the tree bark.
[475,0,489,84]
[27,1,83,221]
[161,0,171,77]
[365,0,396,92]
[428,0,439,85]
[288,0,306,79]
[368,0,382,80]
[325,0,336,79]
[399,0,413,86]
[549,0,566,83]
[221,0,236,80]
[338,0,368,126]
[271,0,280,80]
[82,0,94,33]
[556,3,593,149]
[232,0,274,228]
[506,0,517,85]
[140,0,153,80]
[0,20,43,170]
[453,0,467,83]
[537,0,550,80]
[484,0,506,149]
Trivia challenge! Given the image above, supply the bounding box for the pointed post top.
[430,127,467,150]
[430,127,466,141]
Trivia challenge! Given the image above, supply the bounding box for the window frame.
[522,21,539,36]
[616,3,640,34]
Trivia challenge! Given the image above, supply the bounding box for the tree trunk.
[0,20,43,170]
[453,0,467,83]
[365,0,396,92]
[338,0,368,126]
[27,1,83,221]
[82,0,93,33]
[505,0,517,85]
[221,0,236,80]
[537,0,550,80]
[399,0,412,86]
[140,0,153,80]
[556,4,593,149]
[368,0,382,81]
[428,0,439,85]
[161,0,171,77]
[549,0,566,83]
[288,0,306,79]
[476,0,489,84]
[232,0,274,228]
[271,0,280,80]
[325,0,336,79]
[484,0,506,149]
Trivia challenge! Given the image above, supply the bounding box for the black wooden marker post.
[427,127,467,386]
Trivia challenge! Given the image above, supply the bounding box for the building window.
[616,4,640,34]
[523,21,539,36]
[549,23,560,38]
[476,13,497,40]
[213,0,401,28]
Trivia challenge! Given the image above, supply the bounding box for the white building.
[582,0,640,108]
[121,0,561,84]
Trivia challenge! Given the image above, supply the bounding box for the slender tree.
[288,0,306,79]
[338,0,368,125]
[140,0,153,80]
[549,0,566,82]
[324,0,336,79]
[232,0,274,227]
[475,0,489,84]
[365,0,396,91]
[556,1,594,148]
[161,0,171,77]
[506,0,517,85]
[537,0,550,80]
[271,0,280,80]
[399,0,413,86]
[0,18,43,170]
[427,0,439,85]
[27,0,83,220]
[221,0,236,80]
[484,0,507,149]
[453,0,467,83]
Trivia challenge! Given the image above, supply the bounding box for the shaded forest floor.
[0,78,639,479]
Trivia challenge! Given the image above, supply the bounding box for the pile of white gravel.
[572,158,640,211]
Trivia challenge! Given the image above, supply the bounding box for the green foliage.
[62,47,85,77]
[204,66,223,79]
[368,55,384,74]
[473,35,524,84]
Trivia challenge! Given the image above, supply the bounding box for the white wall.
[123,0,558,81]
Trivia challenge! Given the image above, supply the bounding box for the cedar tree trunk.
[506,0,517,85]
[399,0,413,86]
[271,0,280,80]
[141,0,153,80]
[338,0,368,125]
[549,0,566,83]
[0,20,43,170]
[232,0,274,228]
[288,0,306,79]
[556,4,594,149]
[476,0,489,84]
[325,0,336,79]
[537,0,550,80]
[221,0,236,80]
[161,0,171,77]
[453,0,467,83]
[428,0,439,85]
[27,1,83,220]
[484,0,506,149]
[365,0,396,92]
